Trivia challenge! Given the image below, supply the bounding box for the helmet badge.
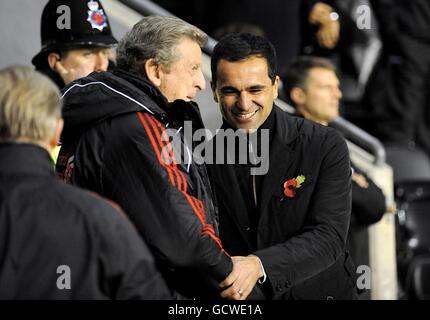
[86,0,108,31]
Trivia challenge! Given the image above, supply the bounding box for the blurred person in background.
[284,56,386,298]
[364,0,430,160]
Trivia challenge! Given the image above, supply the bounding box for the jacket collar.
[259,106,301,214]
[112,69,169,117]
[0,143,54,177]
[60,69,204,143]
[108,70,204,128]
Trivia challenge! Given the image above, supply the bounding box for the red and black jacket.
[57,70,232,298]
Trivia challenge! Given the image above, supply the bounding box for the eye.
[221,88,238,96]
[102,49,111,57]
[83,51,94,57]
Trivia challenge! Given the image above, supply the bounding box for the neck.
[14,138,52,153]
[297,106,328,126]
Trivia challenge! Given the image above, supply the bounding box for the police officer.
[32,0,117,88]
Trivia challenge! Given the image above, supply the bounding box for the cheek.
[64,56,94,71]
[258,94,274,110]
[167,74,183,89]
[307,94,322,109]
[220,97,235,112]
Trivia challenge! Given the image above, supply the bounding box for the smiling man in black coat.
[209,33,357,300]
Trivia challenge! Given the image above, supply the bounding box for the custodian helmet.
[32,0,117,68]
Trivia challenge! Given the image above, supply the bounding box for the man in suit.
[209,33,357,299]
[283,56,386,298]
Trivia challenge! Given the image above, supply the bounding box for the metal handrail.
[330,117,386,166]
[117,0,219,54]
[117,0,386,165]
[275,99,386,165]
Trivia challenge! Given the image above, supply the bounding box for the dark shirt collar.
[0,143,54,177]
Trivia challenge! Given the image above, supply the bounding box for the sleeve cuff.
[254,255,267,284]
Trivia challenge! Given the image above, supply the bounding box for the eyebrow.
[220,84,266,92]
[248,85,266,90]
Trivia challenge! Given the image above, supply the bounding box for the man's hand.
[352,173,369,189]
[219,255,263,300]
[309,2,333,25]
[316,20,340,49]
[309,2,340,49]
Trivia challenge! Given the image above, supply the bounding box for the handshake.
[219,255,265,300]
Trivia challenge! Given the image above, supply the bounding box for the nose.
[195,69,206,91]
[334,86,342,99]
[236,91,253,111]
[94,51,109,72]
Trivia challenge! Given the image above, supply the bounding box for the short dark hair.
[283,56,336,104]
[211,33,277,85]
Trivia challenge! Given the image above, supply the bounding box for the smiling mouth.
[233,110,259,120]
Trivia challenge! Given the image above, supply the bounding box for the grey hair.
[116,15,208,76]
[0,66,61,144]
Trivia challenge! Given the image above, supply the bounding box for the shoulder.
[52,181,130,229]
[60,71,136,106]
[277,108,347,153]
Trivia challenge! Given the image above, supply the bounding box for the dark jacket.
[209,106,356,300]
[351,164,386,227]
[56,70,232,298]
[348,164,386,284]
[0,143,171,299]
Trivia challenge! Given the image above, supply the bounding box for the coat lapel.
[259,107,301,216]
[212,162,254,250]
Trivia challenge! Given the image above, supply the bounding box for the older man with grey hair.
[56,16,257,299]
[0,66,172,299]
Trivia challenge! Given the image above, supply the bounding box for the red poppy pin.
[283,175,306,198]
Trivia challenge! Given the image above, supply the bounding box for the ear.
[272,76,280,99]
[210,80,219,103]
[290,87,306,106]
[47,52,61,71]
[144,58,162,88]
[49,118,64,150]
